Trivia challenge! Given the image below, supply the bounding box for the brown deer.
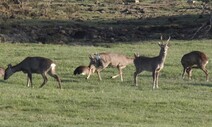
[86,53,134,81]
[4,57,61,89]
[133,36,170,89]
[181,51,209,81]
[74,65,95,76]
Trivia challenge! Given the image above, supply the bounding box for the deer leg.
[112,66,124,81]
[187,68,192,80]
[134,71,139,86]
[86,68,93,79]
[155,71,160,89]
[182,67,186,79]
[120,69,123,82]
[27,73,32,88]
[112,65,122,79]
[48,71,62,89]
[39,73,48,88]
[27,74,30,87]
[152,71,156,90]
[201,68,209,82]
[97,70,102,81]
[111,74,119,79]
[112,65,126,82]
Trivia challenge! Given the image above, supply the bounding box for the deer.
[86,52,134,81]
[133,36,170,90]
[74,65,95,76]
[181,51,209,81]
[4,57,61,89]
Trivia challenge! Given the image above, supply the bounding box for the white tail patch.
[206,61,209,65]
[51,63,56,69]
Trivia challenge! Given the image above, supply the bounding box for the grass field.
[0,40,212,127]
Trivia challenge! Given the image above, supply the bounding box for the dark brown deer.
[87,53,134,81]
[181,51,209,81]
[134,36,170,89]
[4,57,61,89]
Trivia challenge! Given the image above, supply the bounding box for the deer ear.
[167,43,171,47]
[166,36,171,44]
[158,42,162,46]
[89,54,94,59]
[160,34,163,40]
[134,53,139,58]
[95,54,101,60]
[7,64,12,68]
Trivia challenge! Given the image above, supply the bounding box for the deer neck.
[127,57,134,64]
[12,63,23,73]
[158,48,168,63]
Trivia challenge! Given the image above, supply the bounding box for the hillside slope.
[0,0,211,44]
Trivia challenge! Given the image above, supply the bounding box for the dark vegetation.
[0,0,211,44]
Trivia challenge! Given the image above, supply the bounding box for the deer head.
[158,36,171,53]
[4,64,13,80]
[89,54,103,68]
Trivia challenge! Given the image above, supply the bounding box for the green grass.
[0,40,212,127]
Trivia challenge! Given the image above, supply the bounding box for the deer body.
[133,36,170,89]
[4,57,61,89]
[87,52,134,81]
[181,51,209,81]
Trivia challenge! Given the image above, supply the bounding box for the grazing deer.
[133,36,170,89]
[74,65,95,76]
[87,53,134,81]
[181,51,209,81]
[4,57,61,89]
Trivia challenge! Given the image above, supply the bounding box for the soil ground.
[0,1,211,44]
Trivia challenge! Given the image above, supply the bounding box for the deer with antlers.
[133,36,170,89]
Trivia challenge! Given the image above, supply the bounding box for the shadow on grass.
[189,82,212,87]
[0,80,8,84]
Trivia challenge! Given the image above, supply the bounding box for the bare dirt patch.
[0,1,211,44]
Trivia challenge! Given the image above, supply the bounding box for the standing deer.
[134,36,170,89]
[86,52,134,81]
[4,57,61,89]
[181,51,209,81]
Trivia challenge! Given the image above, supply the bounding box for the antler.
[160,34,163,41]
[158,34,163,45]
[166,36,171,44]
[94,53,101,60]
